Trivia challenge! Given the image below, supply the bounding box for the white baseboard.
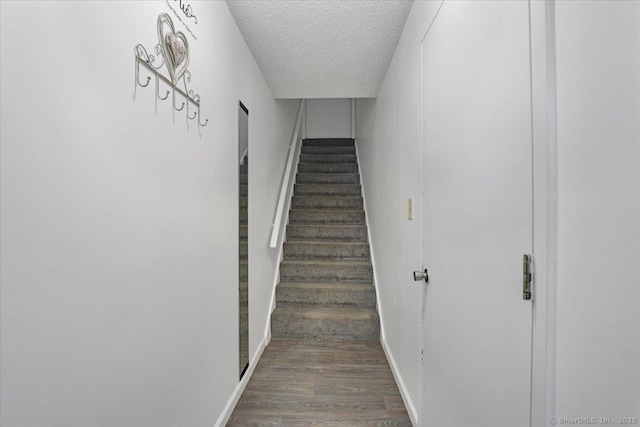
[214,337,267,427]
[381,337,419,426]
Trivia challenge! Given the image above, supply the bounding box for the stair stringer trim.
[354,139,418,426]
[265,138,304,344]
[353,139,385,342]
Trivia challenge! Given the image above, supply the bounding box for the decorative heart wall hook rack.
[133,13,208,134]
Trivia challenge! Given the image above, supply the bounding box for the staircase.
[271,138,379,341]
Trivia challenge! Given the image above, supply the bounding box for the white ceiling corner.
[226,0,413,99]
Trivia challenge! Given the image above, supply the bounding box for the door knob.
[413,268,429,283]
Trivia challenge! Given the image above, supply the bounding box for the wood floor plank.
[235,393,388,414]
[228,339,411,426]
[279,419,413,427]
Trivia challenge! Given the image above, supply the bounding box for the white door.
[420,1,533,426]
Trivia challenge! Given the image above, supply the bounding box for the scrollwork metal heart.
[157,13,190,85]
[165,33,186,67]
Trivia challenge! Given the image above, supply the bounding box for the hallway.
[229,340,411,426]
[1,1,638,427]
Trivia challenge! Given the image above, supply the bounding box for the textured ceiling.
[226,0,413,99]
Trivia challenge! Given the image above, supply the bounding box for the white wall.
[358,0,640,425]
[355,2,442,424]
[305,98,352,138]
[554,0,640,422]
[0,2,298,427]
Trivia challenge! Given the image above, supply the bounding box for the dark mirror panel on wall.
[238,101,249,379]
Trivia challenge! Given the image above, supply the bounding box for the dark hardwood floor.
[228,339,412,426]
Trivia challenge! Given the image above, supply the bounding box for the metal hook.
[134,47,151,96]
[135,58,151,88]
[198,104,209,127]
[154,75,170,114]
[171,87,185,125]
[157,75,170,101]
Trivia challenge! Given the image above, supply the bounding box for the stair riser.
[303,139,354,147]
[271,311,379,340]
[294,184,361,196]
[288,210,365,225]
[299,154,357,164]
[284,243,370,261]
[298,163,358,174]
[291,197,363,210]
[301,146,356,155]
[276,286,376,308]
[296,173,360,184]
[286,225,367,242]
[280,263,373,283]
